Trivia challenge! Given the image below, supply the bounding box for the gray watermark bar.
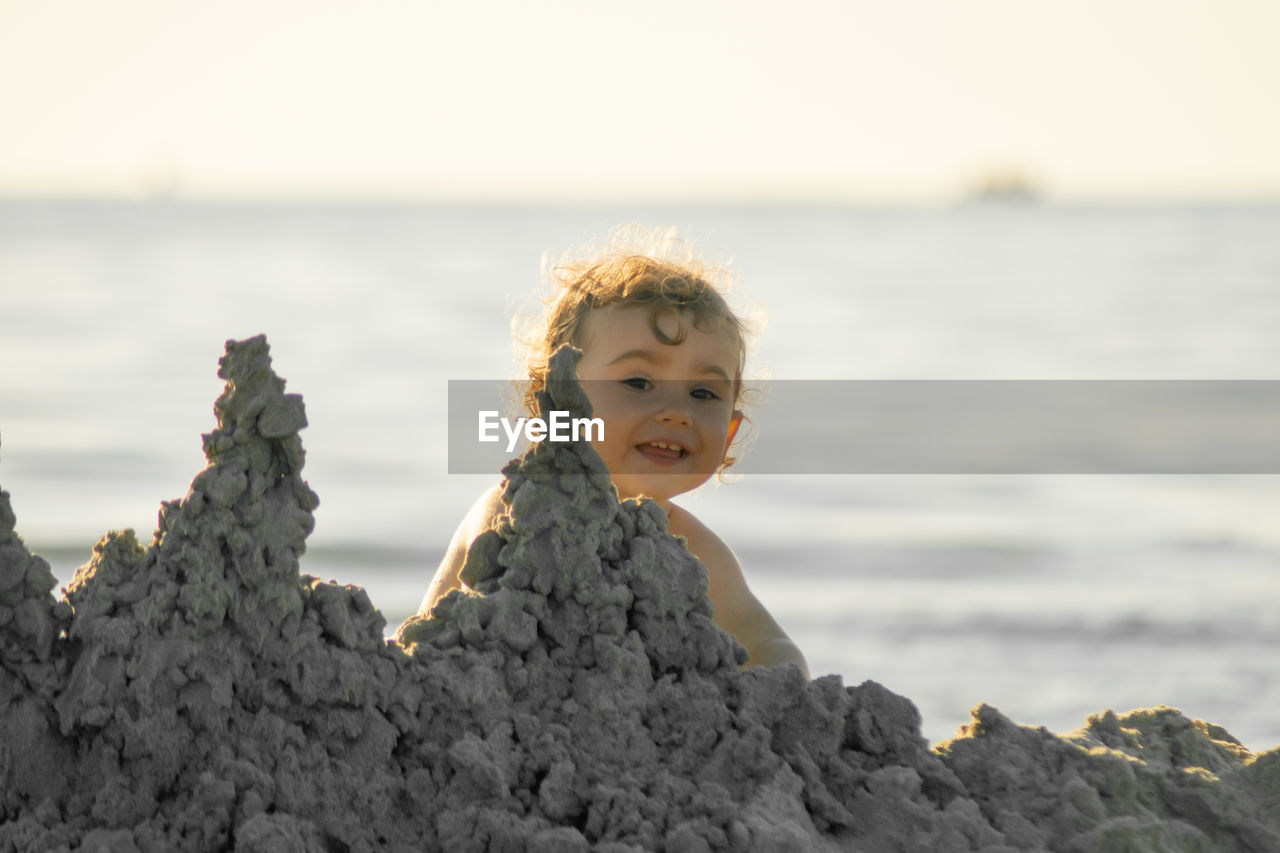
[448,380,1280,474]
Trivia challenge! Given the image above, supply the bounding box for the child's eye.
[622,377,652,391]
[691,387,721,401]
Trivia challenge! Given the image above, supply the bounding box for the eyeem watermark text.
[450,380,1280,474]
[478,410,605,453]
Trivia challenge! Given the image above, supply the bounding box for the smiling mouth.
[636,440,688,463]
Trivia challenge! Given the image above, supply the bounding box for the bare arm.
[418,484,505,616]
[670,507,811,679]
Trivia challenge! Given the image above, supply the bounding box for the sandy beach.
[2,336,1277,852]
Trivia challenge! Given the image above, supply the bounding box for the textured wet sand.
[2,337,1277,851]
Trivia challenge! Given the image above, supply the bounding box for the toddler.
[421,232,809,678]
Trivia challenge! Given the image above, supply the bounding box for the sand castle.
[2,336,1277,851]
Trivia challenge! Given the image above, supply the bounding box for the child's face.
[574,305,742,509]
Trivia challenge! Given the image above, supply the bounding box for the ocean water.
[1,199,1277,750]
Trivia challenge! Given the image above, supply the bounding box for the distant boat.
[964,170,1042,204]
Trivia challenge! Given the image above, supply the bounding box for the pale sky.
[3,0,1278,201]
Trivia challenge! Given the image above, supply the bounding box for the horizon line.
[3,189,1280,210]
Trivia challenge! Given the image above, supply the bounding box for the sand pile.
[2,335,1277,852]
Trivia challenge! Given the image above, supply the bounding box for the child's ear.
[724,410,744,452]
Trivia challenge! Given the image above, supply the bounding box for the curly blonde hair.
[522,229,748,415]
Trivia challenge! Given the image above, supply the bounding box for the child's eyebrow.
[606,349,659,367]
[607,349,732,382]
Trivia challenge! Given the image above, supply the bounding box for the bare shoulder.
[667,503,811,678]
[666,505,725,561]
[459,483,507,542]
[666,505,750,604]
[418,483,506,615]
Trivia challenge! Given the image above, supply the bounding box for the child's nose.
[654,399,693,428]
[652,383,693,427]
